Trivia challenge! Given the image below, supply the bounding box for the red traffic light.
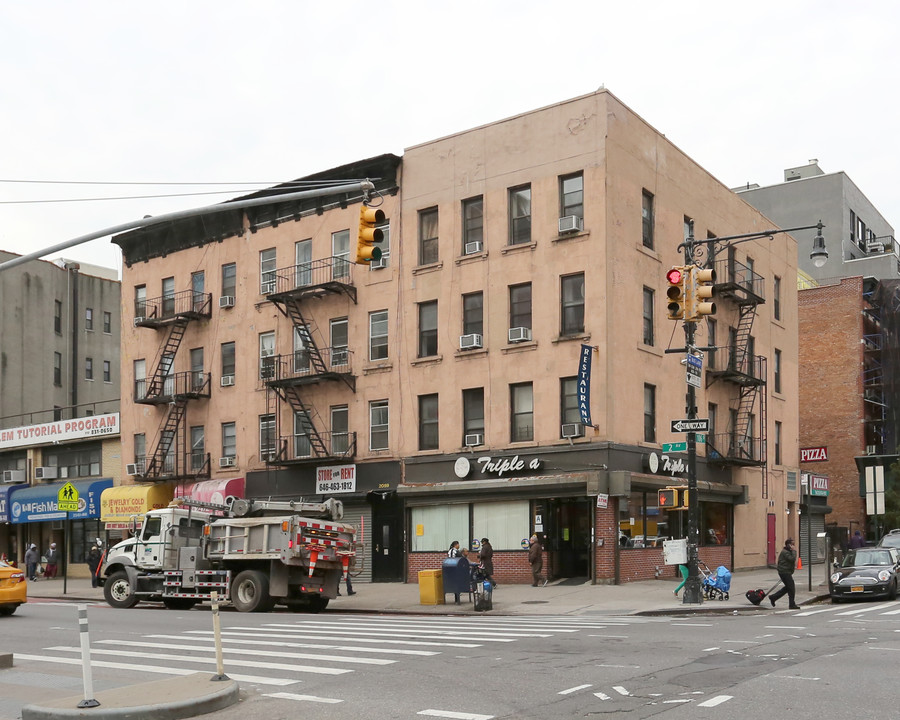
[666,268,683,284]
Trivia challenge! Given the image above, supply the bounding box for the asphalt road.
[3,597,900,719]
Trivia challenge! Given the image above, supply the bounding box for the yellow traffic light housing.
[666,266,687,320]
[687,266,716,320]
[355,205,386,264]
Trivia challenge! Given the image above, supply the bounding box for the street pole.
[683,318,702,605]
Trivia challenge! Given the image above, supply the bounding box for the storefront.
[100,482,176,532]
[0,483,22,563]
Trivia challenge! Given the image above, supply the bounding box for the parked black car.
[830,547,900,603]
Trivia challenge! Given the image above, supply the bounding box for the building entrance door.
[544,498,592,580]
[369,491,403,582]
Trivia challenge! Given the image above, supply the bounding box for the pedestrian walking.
[24,544,39,582]
[528,534,545,587]
[478,538,497,587]
[87,540,103,588]
[44,543,59,579]
[769,538,800,609]
[673,563,688,596]
[337,572,356,596]
[849,530,865,549]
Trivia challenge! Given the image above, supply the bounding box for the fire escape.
[862,277,886,455]
[262,257,358,465]
[705,254,767,469]
[133,289,212,480]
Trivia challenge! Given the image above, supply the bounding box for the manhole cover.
[521,600,550,604]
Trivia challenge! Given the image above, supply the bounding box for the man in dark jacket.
[478,538,496,588]
[769,538,800,609]
[528,534,545,587]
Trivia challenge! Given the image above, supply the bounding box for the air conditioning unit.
[219,456,236,468]
[508,327,532,343]
[219,296,235,308]
[133,317,145,326]
[558,215,584,234]
[35,466,58,480]
[459,333,483,350]
[464,433,484,447]
[261,281,276,295]
[866,445,877,455]
[1,469,25,484]
[260,348,275,358]
[866,240,885,254]
[561,423,585,439]
[465,241,483,255]
[125,462,145,476]
[369,256,388,270]
[220,375,235,387]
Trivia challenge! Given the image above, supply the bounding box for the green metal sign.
[662,442,688,453]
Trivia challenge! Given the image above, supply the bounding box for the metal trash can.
[418,569,444,605]
[441,557,471,603]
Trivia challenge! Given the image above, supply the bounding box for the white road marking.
[204,629,480,649]
[595,664,640,668]
[593,692,611,700]
[663,699,691,704]
[417,710,494,720]
[671,622,714,626]
[723,640,760,644]
[763,626,806,630]
[151,633,439,656]
[268,621,554,638]
[558,684,592,695]
[612,686,630,696]
[264,692,342,704]
[697,695,732,707]
[14,654,296,685]
[837,602,896,616]
[702,646,719,652]
[227,626,513,643]
[589,634,628,639]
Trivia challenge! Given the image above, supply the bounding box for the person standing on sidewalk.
[44,543,59,579]
[87,541,103,588]
[769,538,800,609]
[528,535,545,587]
[24,544,39,582]
[478,538,497,588]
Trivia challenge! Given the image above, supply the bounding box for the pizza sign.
[800,447,828,463]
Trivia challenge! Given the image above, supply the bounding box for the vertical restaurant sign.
[578,344,593,427]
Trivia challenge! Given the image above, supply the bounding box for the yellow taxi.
[0,558,27,615]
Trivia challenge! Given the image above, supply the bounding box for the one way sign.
[670,418,710,433]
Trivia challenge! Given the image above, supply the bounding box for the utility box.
[662,538,688,565]
[418,569,444,605]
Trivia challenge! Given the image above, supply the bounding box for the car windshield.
[844,549,894,567]
[879,534,900,548]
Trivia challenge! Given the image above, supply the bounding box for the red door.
[767,513,777,566]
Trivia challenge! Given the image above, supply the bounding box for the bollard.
[210,591,228,681]
[76,604,100,708]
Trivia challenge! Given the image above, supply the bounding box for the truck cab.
[103,507,211,575]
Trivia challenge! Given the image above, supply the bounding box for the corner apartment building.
[113,90,803,584]
[0,252,121,570]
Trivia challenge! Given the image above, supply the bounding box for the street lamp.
[673,220,827,605]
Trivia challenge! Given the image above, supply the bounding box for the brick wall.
[407,550,537,584]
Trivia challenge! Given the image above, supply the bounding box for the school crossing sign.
[57,482,80,512]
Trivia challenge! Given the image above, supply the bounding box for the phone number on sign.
[316,481,355,493]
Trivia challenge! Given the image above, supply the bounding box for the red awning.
[175,477,245,505]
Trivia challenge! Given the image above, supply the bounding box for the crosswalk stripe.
[225,626,514,643]
[205,629,481,648]
[417,710,494,720]
[836,601,897,616]
[265,621,556,638]
[46,646,351,675]
[264,692,342,704]
[159,633,439,656]
[14,654,296,685]
[697,695,732,707]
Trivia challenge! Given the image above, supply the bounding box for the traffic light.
[658,488,678,508]
[666,266,687,320]
[687,266,717,320]
[355,205,386,264]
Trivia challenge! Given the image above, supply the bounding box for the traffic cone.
[308,550,318,578]
[341,556,350,580]
[797,554,802,570]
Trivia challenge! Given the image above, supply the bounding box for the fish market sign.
[477,455,543,478]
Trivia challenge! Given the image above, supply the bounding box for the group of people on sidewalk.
[21,543,59,582]
[445,534,547,596]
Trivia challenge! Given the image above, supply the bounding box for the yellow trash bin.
[418,569,444,605]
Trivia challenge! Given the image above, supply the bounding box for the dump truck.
[100,497,355,612]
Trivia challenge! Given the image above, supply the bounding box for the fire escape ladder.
[146,318,190,397]
[271,385,328,459]
[282,298,329,376]
[732,304,757,375]
[144,400,187,477]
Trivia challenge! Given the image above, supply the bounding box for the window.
[134,359,146,400]
[374,220,391,267]
[43,442,102,479]
[191,271,206,312]
[293,326,311,373]
[559,173,583,220]
[419,207,439,265]
[462,196,483,251]
[774,421,783,466]
[191,426,205,471]
[85,357,93,380]
[190,347,204,391]
[642,287,654,346]
[260,248,276,293]
[418,301,438,357]
[473,501,529,550]
[619,490,685,548]
[560,273,585,335]
[54,352,62,386]
[418,394,439,451]
[774,348,782,393]
[294,240,311,286]
[221,342,235,379]
[103,311,111,334]
[332,229,351,280]
[510,382,534,442]
[509,185,532,245]
[773,275,782,321]
[370,400,389,451]
[641,190,654,249]
[259,414,276,462]
[259,332,275,379]
[369,310,388,361]
[330,317,349,367]
[410,505,467,552]
[162,277,175,317]
[221,262,236,298]
[708,403,717,443]
[707,319,717,370]
[463,387,485,442]
[53,406,62,422]
[134,433,146,470]
[293,411,313,458]
[222,422,236,459]
[701,502,732,546]
[134,285,147,318]
[509,283,532,330]
[103,360,111,383]
[331,406,349,455]
[560,377,579,429]
[683,216,693,241]
[462,292,483,336]
[85,307,93,331]
[54,300,62,334]
[643,384,656,443]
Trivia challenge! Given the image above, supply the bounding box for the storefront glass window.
[618,490,684,548]
[701,502,731,546]
[473,501,529,550]
[410,505,468,552]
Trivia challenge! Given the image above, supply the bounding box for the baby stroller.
[470,563,493,611]
[700,563,731,600]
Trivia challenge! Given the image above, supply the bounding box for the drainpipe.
[67,263,80,418]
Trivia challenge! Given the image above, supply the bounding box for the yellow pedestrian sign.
[57,482,79,512]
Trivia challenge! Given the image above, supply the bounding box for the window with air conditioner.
[219,456,236,468]
[465,241,483,255]
[459,333,483,350]
[2,469,25,483]
[508,327,532,343]
[219,296,235,308]
[464,433,484,447]
[220,375,235,387]
[35,466,58,480]
[561,423,584,439]
[558,215,583,234]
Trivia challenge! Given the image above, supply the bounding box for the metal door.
[767,513,776,566]
[371,493,403,582]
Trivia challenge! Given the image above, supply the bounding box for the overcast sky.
[2,1,897,275]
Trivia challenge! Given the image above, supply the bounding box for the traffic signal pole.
[682,316,702,605]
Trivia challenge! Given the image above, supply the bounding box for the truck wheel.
[104,571,139,609]
[231,570,275,612]
[162,598,197,610]
[307,596,329,613]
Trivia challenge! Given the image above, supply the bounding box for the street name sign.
[670,418,710,433]
[662,442,688,453]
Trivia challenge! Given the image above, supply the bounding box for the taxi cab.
[0,558,27,615]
